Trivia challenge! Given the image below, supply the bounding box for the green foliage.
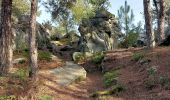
[0,95,16,100]
[71,0,95,23]
[89,0,110,9]
[21,49,52,61]
[145,66,158,90]
[110,84,125,94]
[92,52,105,64]
[22,49,29,58]
[119,32,139,48]
[159,76,170,89]
[40,95,52,100]
[12,0,30,17]
[117,0,134,35]
[103,70,119,87]
[132,52,144,61]
[91,84,125,97]
[38,50,52,61]
[147,67,157,77]
[13,68,28,81]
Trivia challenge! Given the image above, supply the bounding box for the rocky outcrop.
[78,9,120,52]
[14,15,51,50]
[39,61,86,86]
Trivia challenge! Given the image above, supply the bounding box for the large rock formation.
[14,15,51,50]
[78,9,120,52]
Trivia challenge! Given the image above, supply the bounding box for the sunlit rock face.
[14,15,51,50]
[78,9,121,53]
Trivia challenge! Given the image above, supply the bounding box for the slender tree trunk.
[143,0,155,48]
[125,0,129,35]
[158,0,165,42]
[0,0,13,75]
[29,0,38,79]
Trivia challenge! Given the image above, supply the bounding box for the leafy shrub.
[110,84,125,94]
[147,66,157,77]
[145,66,158,90]
[159,76,170,89]
[21,49,52,61]
[38,50,52,61]
[92,52,104,64]
[40,95,52,100]
[119,32,139,48]
[91,84,125,97]
[0,95,16,100]
[13,68,28,80]
[132,52,144,61]
[103,70,119,87]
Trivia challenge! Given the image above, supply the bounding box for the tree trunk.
[29,0,38,79]
[158,0,165,42]
[0,0,13,75]
[143,0,155,48]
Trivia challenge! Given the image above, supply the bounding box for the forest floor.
[1,47,170,100]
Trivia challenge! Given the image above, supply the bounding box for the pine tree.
[158,0,166,42]
[29,0,38,79]
[143,0,156,48]
[0,0,13,75]
[118,0,134,35]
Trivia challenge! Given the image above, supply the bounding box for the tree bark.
[0,0,13,75]
[143,0,155,48]
[29,0,38,79]
[158,0,165,42]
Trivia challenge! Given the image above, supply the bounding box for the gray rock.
[78,9,121,52]
[13,58,26,64]
[72,52,93,62]
[139,59,151,65]
[14,15,51,50]
[51,55,59,61]
[50,61,86,86]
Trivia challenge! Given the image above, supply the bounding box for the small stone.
[13,58,26,64]
[139,59,151,65]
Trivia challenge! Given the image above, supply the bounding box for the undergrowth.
[103,70,119,87]
[21,49,52,61]
[132,52,144,61]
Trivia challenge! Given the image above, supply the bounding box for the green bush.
[0,95,16,100]
[91,84,125,97]
[92,52,104,64]
[147,67,157,77]
[38,50,52,61]
[132,52,144,61]
[119,32,139,48]
[21,49,52,61]
[13,68,28,80]
[103,70,119,87]
[159,76,170,89]
[110,84,125,94]
[40,95,52,100]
